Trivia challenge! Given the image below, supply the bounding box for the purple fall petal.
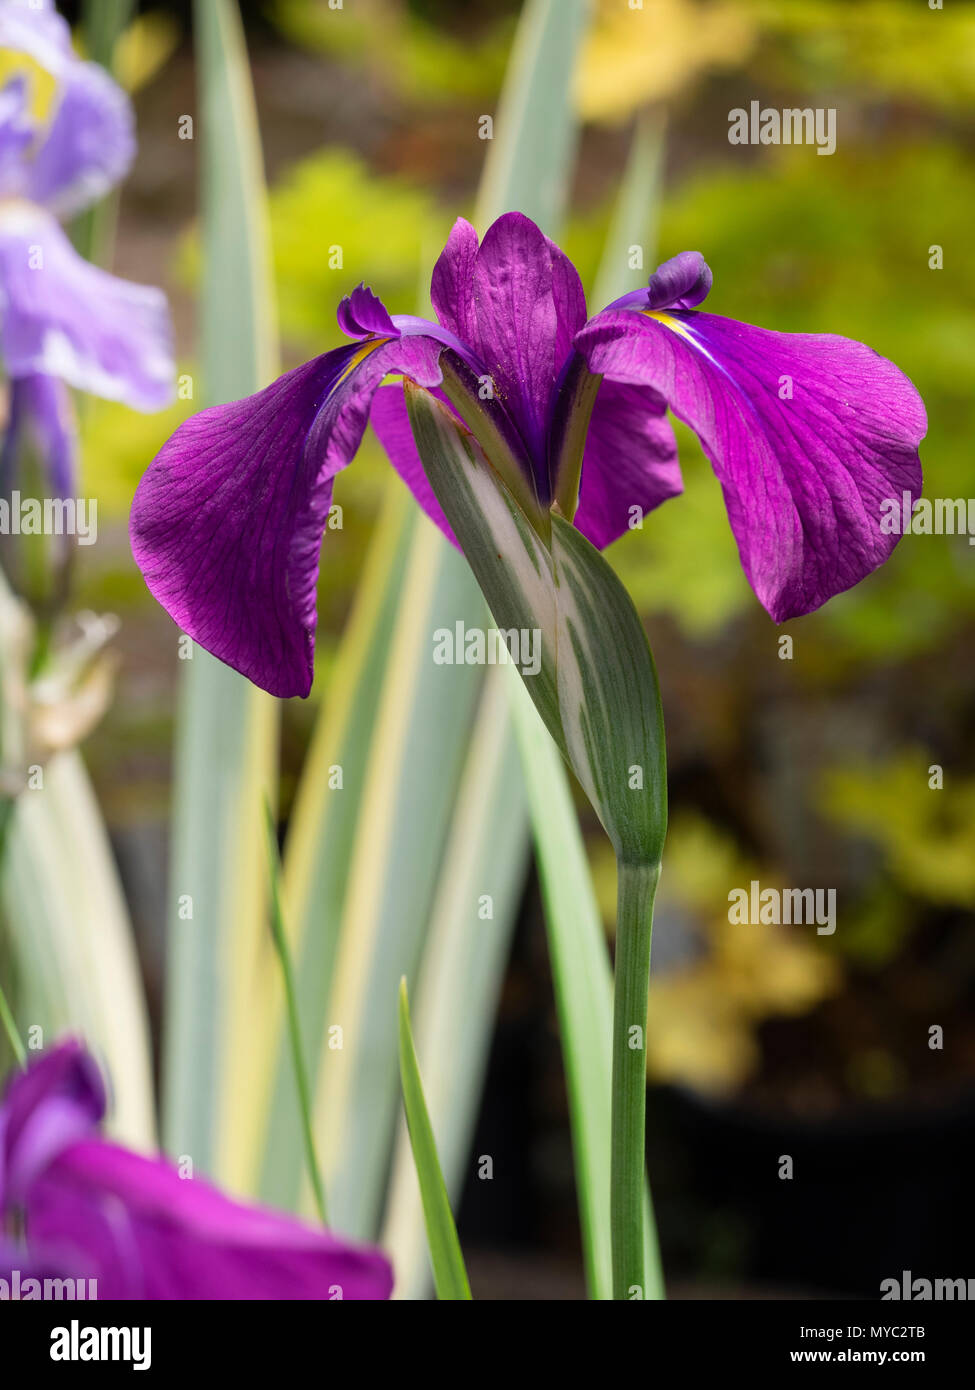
[29,1143,392,1300]
[575,308,926,620]
[369,383,459,547]
[0,76,34,197]
[574,378,683,549]
[0,1042,393,1300]
[0,206,173,409]
[131,336,444,699]
[0,1039,104,1208]
[27,50,134,219]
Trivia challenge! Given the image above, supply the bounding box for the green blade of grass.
[162,0,280,1183]
[0,748,155,1146]
[378,0,592,1296]
[255,486,419,1208]
[262,799,327,1226]
[305,526,485,1238]
[397,978,472,1301]
[71,0,135,267]
[381,665,529,1297]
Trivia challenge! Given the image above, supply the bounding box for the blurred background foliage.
[32,0,972,1293]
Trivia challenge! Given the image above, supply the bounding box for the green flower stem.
[611,858,661,1300]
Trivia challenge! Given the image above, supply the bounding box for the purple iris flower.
[0,1040,392,1299]
[0,0,174,502]
[130,212,924,699]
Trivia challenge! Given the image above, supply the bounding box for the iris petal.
[430,216,479,346]
[575,308,926,620]
[470,212,587,469]
[369,383,458,546]
[574,379,683,549]
[0,1040,104,1208]
[0,205,173,409]
[0,0,134,217]
[27,1141,393,1299]
[1,1043,392,1299]
[130,337,444,699]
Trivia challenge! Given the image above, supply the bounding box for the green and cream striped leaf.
[550,515,667,867]
[162,0,280,1186]
[402,390,667,871]
[403,384,562,750]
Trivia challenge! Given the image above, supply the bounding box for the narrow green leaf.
[256,487,418,1208]
[262,799,327,1226]
[476,0,589,227]
[71,0,134,267]
[397,978,472,1301]
[306,527,484,1238]
[0,976,25,1066]
[507,673,613,1297]
[381,665,529,1298]
[590,108,667,312]
[163,0,279,1184]
[380,0,596,1299]
[0,751,155,1146]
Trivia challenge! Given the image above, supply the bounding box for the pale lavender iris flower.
[0,0,174,501]
[130,211,925,699]
[0,1040,393,1300]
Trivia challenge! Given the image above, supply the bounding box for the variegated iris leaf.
[403,383,667,868]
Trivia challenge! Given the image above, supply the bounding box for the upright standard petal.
[575,307,926,620]
[469,212,587,471]
[0,205,173,408]
[0,1042,393,1300]
[131,337,444,699]
[430,216,480,347]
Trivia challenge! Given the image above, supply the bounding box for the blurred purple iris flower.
[0,1040,392,1299]
[131,211,924,699]
[0,0,174,501]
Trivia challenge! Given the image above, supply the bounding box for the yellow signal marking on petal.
[331,336,390,393]
[643,309,695,342]
[0,51,58,127]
